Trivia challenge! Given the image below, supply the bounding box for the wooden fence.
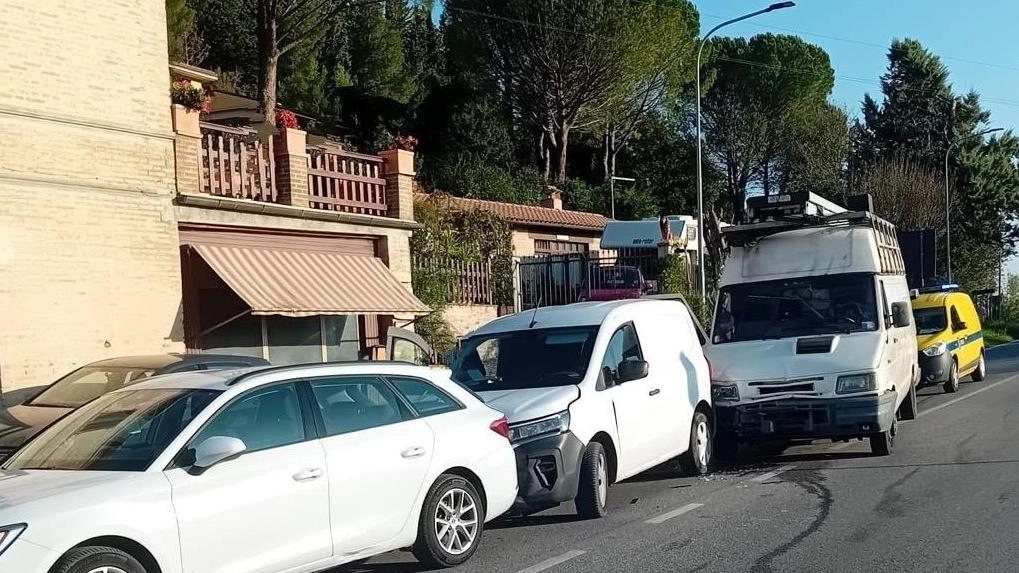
[199,123,276,202]
[308,145,388,216]
[416,257,496,305]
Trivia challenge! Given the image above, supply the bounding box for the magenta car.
[586,265,653,301]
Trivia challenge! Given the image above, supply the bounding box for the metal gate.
[516,251,664,310]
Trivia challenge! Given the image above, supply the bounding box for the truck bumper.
[918,351,952,385]
[716,392,898,441]
[510,431,585,514]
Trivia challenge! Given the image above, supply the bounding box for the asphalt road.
[340,343,1019,573]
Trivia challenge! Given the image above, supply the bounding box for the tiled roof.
[416,193,607,231]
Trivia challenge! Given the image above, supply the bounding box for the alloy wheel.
[434,487,479,555]
[596,451,608,508]
[87,568,129,573]
[695,420,710,468]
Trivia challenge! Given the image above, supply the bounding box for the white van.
[705,193,919,457]
[450,299,711,518]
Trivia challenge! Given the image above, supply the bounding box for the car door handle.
[292,468,323,482]
[401,447,427,459]
[649,388,661,397]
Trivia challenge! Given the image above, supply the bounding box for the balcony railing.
[200,123,276,202]
[308,144,388,217]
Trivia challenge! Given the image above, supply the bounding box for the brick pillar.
[379,148,416,221]
[171,104,202,195]
[274,127,309,208]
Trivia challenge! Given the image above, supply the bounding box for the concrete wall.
[0,0,182,393]
[444,304,500,338]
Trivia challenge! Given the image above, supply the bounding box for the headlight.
[836,373,876,394]
[0,523,26,556]
[509,411,570,443]
[711,383,740,402]
[922,343,947,357]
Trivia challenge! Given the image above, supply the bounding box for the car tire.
[971,352,986,382]
[412,474,484,568]
[869,420,896,456]
[714,430,739,462]
[52,546,147,573]
[943,360,960,394]
[678,411,712,476]
[898,380,918,421]
[575,442,609,519]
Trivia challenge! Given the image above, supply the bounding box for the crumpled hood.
[0,469,143,512]
[478,386,580,424]
[707,332,883,382]
[0,404,70,450]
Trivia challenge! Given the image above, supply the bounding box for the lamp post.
[695,2,795,298]
[943,126,1003,281]
[609,175,635,220]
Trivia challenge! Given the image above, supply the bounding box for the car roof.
[81,353,269,371]
[123,362,451,393]
[913,291,970,309]
[469,299,687,336]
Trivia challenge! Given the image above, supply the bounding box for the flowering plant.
[170,79,210,112]
[390,134,418,151]
[275,109,300,129]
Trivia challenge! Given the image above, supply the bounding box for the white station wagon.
[0,362,517,573]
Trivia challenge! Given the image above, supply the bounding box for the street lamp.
[943,126,1003,281]
[695,2,795,298]
[609,175,635,220]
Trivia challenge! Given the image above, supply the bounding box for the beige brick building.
[0,3,427,396]
[0,0,184,393]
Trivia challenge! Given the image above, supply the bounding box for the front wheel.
[943,360,960,394]
[52,546,148,573]
[899,380,918,421]
[678,411,712,475]
[575,442,609,519]
[869,419,896,456]
[971,353,986,382]
[413,475,484,568]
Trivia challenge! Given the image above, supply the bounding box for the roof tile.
[416,193,607,231]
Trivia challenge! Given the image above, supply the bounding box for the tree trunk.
[554,123,570,182]
[603,131,611,181]
[762,161,771,197]
[262,53,279,126]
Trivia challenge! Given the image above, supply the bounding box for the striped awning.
[189,244,430,317]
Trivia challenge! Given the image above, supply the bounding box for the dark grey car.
[0,353,268,459]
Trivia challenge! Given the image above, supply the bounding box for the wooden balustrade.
[199,123,276,202]
[307,145,388,216]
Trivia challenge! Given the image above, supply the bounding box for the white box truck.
[705,193,919,457]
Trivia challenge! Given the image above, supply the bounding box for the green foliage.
[165,0,196,61]
[192,0,258,89]
[422,157,545,205]
[347,4,415,102]
[982,327,1013,348]
[659,254,712,329]
[701,33,836,221]
[411,196,514,350]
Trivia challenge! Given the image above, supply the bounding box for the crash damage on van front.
[705,193,919,457]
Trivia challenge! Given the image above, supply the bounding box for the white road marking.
[645,502,704,524]
[514,550,587,573]
[918,373,1019,418]
[751,464,796,483]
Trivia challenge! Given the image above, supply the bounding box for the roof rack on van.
[724,192,905,276]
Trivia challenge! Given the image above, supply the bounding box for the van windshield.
[712,273,880,344]
[451,327,599,390]
[914,307,948,335]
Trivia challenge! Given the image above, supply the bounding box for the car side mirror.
[955,321,968,331]
[616,360,649,383]
[890,302,911,328]
[190,436,246,474]
[643,280,655,293]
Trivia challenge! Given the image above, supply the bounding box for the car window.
[6,389,220,471]
[599,323,644,386]
[389,377,463,417]
[950,306,965,331]
[452,327,598,391]
[308,377,408,436]
[191,384,305,452]
[29,366,158,408]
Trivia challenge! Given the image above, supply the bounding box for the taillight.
[489,416,510,439]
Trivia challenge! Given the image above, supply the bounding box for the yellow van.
[912,287,985,393]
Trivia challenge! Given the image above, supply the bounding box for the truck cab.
[705,193,919,457]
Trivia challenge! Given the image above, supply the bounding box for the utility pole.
[695,1,795,297]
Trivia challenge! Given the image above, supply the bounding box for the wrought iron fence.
[516,251,665,310]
